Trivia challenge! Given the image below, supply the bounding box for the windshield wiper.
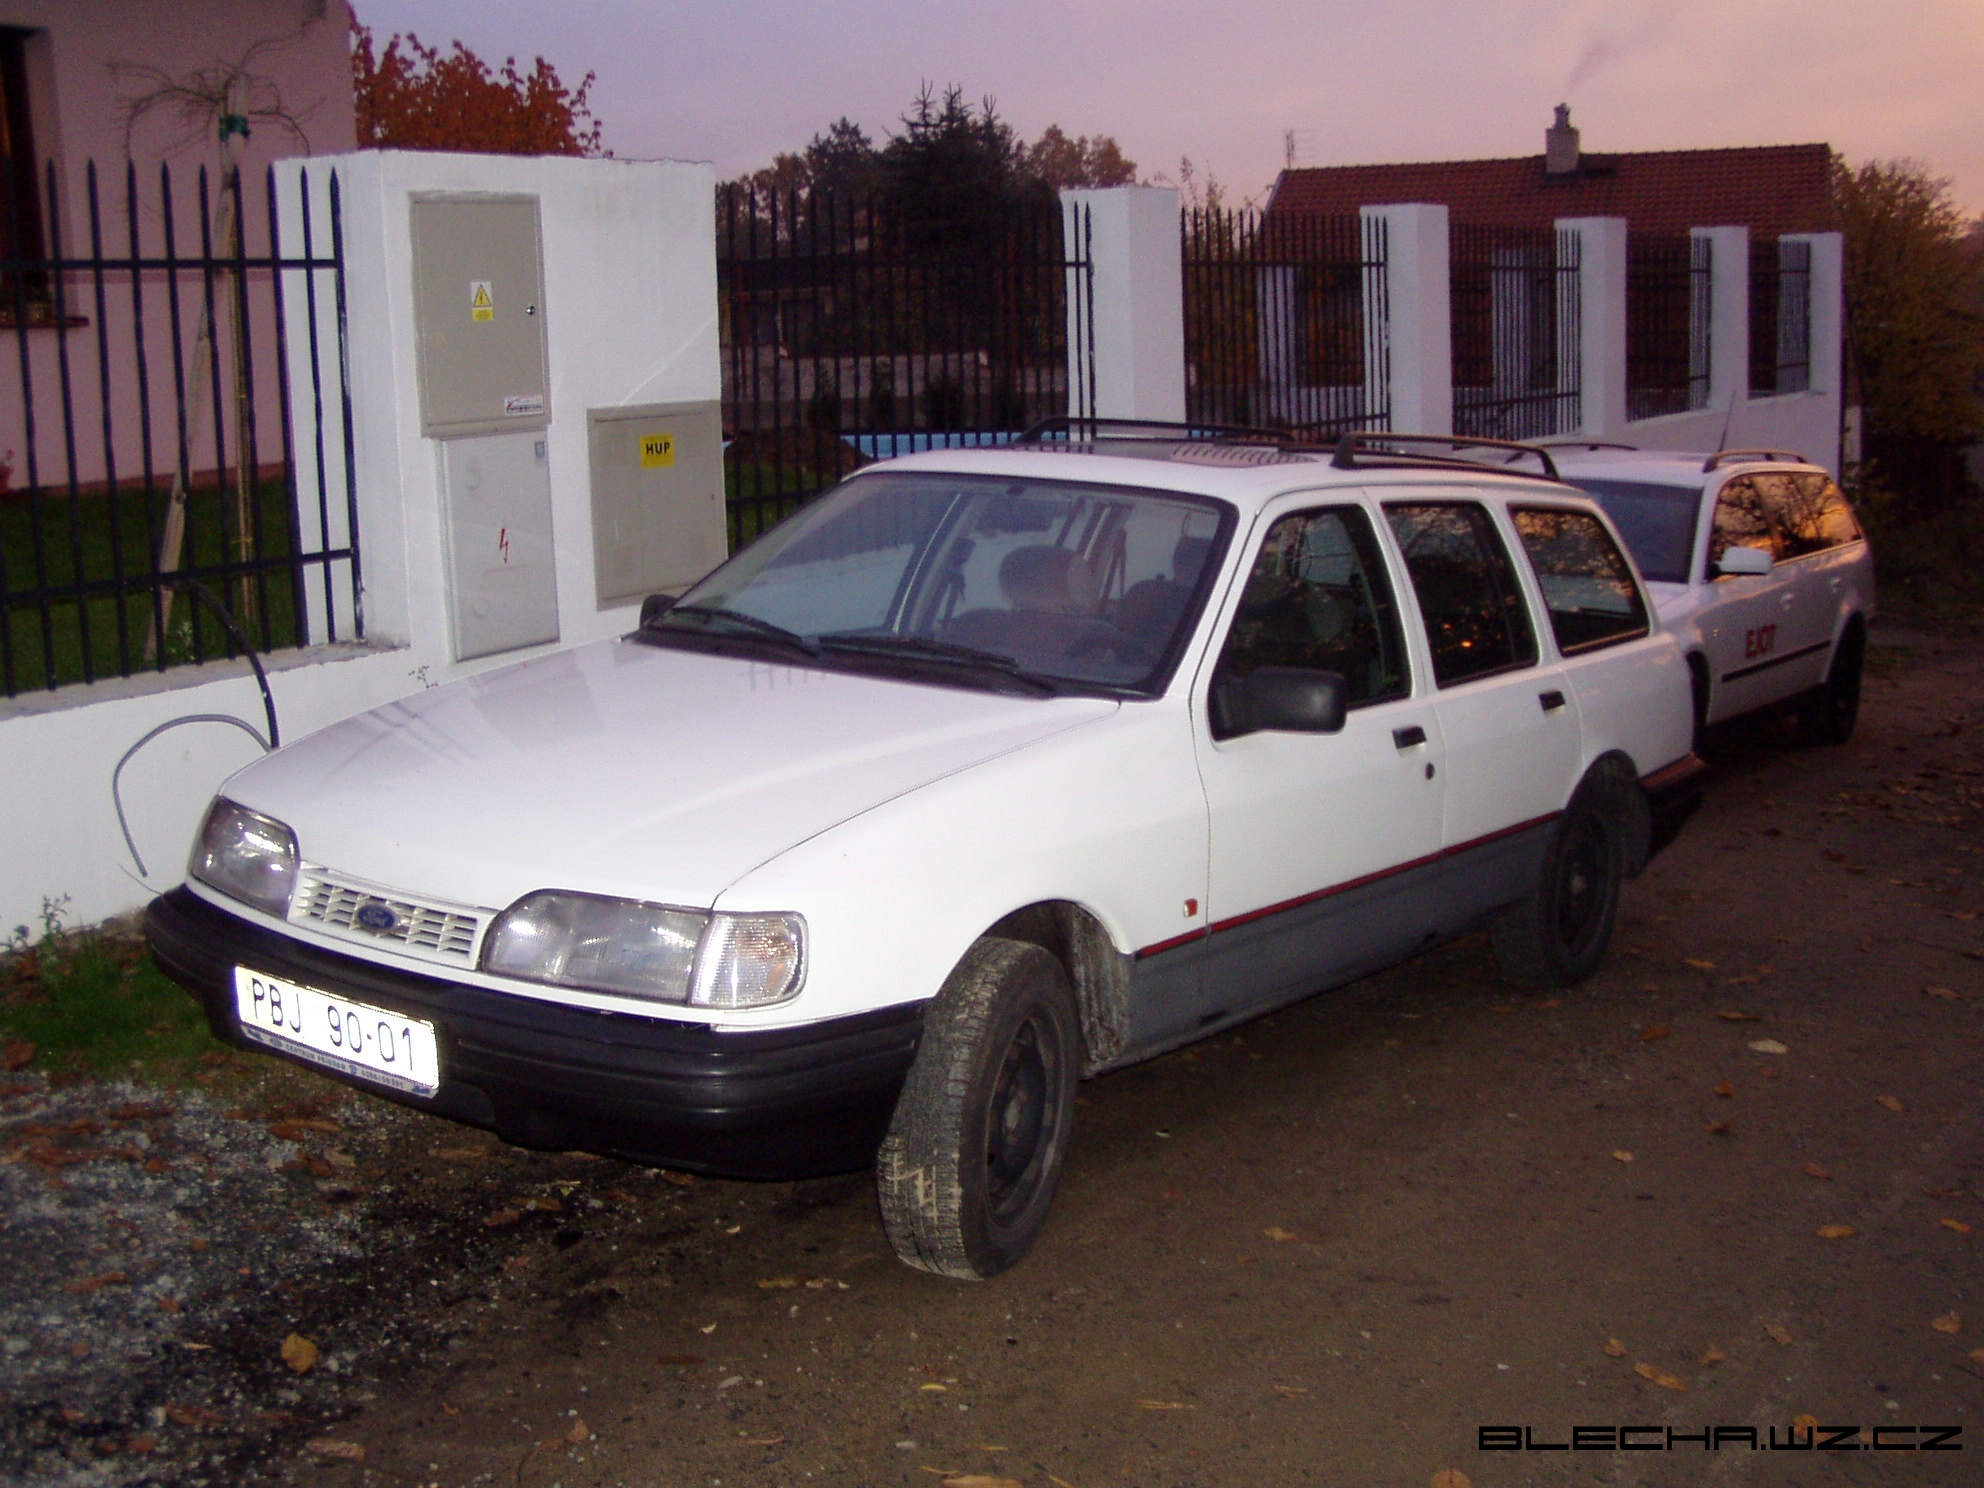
[656,604,821,655]
[815,631,1057,695]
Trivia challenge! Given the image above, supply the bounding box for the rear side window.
[1773,473,1863,559]
[1706,476,1776,576]
[1216,505,1409,707]
[1384,502,1538,686]
[1562,477,1700,584]
[1511,508,1650,654]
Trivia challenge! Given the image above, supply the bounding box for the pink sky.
[357,0,1984,216]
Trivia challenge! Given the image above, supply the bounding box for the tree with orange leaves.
[351,23,606,156]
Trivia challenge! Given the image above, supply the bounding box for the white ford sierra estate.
[148,425,1705,1279]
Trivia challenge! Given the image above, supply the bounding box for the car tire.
[1491,784,1625,989]
[1799,625,1864,746]
[876,937,1081,1280]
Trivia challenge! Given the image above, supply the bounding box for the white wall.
[1061,187,1186,422]
[0,150,720,935]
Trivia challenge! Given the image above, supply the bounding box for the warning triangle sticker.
[471,284,493,308]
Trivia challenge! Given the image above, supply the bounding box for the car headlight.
[481,892,806,1010]
[189,799,300,917]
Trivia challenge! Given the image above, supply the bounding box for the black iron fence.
[1450,224,1581,440]
[717,185,1093,547]
[1626,233,1712,421]
[0,158,359,697]
[1182,207,1389,436]
[1749,237,1812,397]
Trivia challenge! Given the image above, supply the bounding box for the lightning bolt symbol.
[498,526,510,563]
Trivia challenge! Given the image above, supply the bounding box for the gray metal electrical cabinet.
[410,195,550,438]
[586,401,728,607]
[440,432,560,661]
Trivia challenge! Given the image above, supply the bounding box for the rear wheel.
[1492,786,1625,988]
[1800,626,1864,746]
[877,938,1080,1279]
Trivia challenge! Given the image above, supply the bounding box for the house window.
[0,27,46,266]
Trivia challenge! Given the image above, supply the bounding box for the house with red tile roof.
[1267,108,1835,237]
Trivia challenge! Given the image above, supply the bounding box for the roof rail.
[1702,448,1808,472]
[1539,439,1639,452]
[1018,416,1296,446]
[1329,431,1561,483]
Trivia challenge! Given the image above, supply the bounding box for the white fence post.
[1061,187,1186,422]
[1556,217,1628,439]
[1360,204,1451,435]
[1694,225,1750,426]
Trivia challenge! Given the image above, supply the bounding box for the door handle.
[1539,690,1566,712]
[1392,725,1427,749]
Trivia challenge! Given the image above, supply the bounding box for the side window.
[1213,505,1409,717]
[1706,476,1776,576]
[1511,508,1650,654]
[1775,473,1862,559]
[1383,502,1538,687]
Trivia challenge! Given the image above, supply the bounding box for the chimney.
[1545,103,1580,177]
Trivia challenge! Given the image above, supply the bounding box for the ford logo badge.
[354,901,399,933]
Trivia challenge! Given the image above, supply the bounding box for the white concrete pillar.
[1781,230,1845,471]
[1556,217,1628,439]
[1360,204,1451,435]
[1061,187,1187,422]
[1694,225,1750,421]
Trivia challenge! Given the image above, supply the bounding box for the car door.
[1763,471,1864,683]
[1187,497,1445,1028]
[1700,475,1798,720]
[1382,497,1583,923]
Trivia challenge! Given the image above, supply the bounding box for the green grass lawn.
[1,476,310,695]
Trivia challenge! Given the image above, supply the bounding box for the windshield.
[658,472,1231,693]
[1561,478,1701,584]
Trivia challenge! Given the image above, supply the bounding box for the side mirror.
[638,592,677,628]
[1217,666,1348,738]
[1716,547,1774,577]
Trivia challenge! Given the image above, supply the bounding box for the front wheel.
[877,938,1081,1279]
[1492,788,1625,988]
[1799,626,1864,746]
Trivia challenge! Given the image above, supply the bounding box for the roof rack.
[1539,439,1639,452]
[1018,416,1296,446]
[1702,448,1807,472]
[1329,431,1561,483]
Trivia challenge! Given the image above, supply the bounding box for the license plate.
[233,967,441,1097]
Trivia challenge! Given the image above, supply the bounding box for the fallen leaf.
[759,1275,803,1290]
[1717,1011,1759,1023]
[1794,1414,1820,1434]
[1638,1025,1671,1042]
[1700,1345,1726,1366]
[526,1196,564,1213]
[1430,1473,1475,1488]
[1764,1322,1793,1345]
[920,1383,948,1393]
[1725,973,1760,985]
[281,1333,318,1375]
[1271,1384,1309,1395]
[1876,1095,1905,1113]
[305,1439,364,1462]
[267,1118,340,1141]
[62,1271,129,1294]
[1803,1163,1832,1180]
[698,1322,718,1334]
[1634,1362,1688,1392]
[166,1404,224,1428]
[1931,1313,1962,1334]
[2,1041,33,1070]
[940,1478,1021,1488]
[481,1208,522,1229]
[125,1435,157,1454]
[657,1170,695,1187]
[1136,1399,1190,1410]
[743,1435,785,1446]
[1715,1081,1735,1098]
[1683,958,1716,971]
[1603,1338,1627,1358]
[435,1146,487,1161]
[1705,1122,1734,1136]
[156,1296,182,1314]
[1611,1150,1635,1164]
[1264,1226,1297,1242]
[566,1418,590,1444]
[1925,986,1959,1001]
[1941,1218,1974,1235]
[1816,1224,1857,1239]
[1747,1039,1789,1055]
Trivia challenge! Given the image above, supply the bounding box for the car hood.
[222,639,1117,912]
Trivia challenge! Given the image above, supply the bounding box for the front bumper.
[146,887,924,1180]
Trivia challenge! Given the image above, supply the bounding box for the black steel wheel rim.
[1554,815,1607,953]
[985,1012,1056,1224]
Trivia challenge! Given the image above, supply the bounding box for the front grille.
[292,871,485,964]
